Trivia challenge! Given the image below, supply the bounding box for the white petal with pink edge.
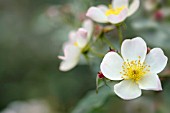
[114,80,142,100]
[100,52,124,80]
[107,8,128,24]
[138,73,162,91]
[121,37,147,63]
[97,5,109,13]
[86,7,108,23]
[68,31,76,42]
[128,0,140,16]
[82,19,93,38]
[76,28,88,48]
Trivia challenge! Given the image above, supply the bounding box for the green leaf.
[71,86,114,113]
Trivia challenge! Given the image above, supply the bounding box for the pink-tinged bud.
[154,10,164,21]
[94,25,103,37]
[93,25,103,41]
[98,71,104,79]
[77,28,88,39]
[147,47,151,54]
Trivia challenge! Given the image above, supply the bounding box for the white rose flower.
[86,0,140,24]
[58,19,93,71]
[0,100,51,113]
[100,37,168,100]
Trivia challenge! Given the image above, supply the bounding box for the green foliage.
[71,86,113,113]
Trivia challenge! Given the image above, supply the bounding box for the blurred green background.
[0,0,170,113]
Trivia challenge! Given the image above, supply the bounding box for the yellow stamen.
[120,56,150,83]
[74,42,78,46]
[105,4,125,16]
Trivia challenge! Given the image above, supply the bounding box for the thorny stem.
[117,25,123,45]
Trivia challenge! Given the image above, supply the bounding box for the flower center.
[120,57,150,82]
[105,5,125,16]
[74,42,79,47]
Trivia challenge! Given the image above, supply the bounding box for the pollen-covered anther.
[74,42,79,46]
[105,5,125,16]
[120,57,150,82]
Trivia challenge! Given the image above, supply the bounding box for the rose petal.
[121,37,147,63]
[86,7,108,23]
[59,45,81,71]
[145,48,168,73]
[82,19,93,38]
[112,0,128,9]
[114,80,142,100]
[59,59,79,71]
[138,73,162,91]
[76,28,88,48]
[100,52,124,80]
[69,31,77,42]
[108,8,128,24]
[128,0,140,16]
[97,5,109,13]
[58,56,65,60]
[63,44,81,60]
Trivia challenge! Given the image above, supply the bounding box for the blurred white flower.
[86,0,140,24]
[100,37,168,100]
[1,100,51,113]
[143,0,161,12]
[45,6,59,19]
[58,19,93,71]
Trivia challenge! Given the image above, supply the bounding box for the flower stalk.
[102,35,115,50]
[117,25,123,45]
[89,48,104,58]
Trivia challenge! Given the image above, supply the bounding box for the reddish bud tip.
[94,25,103,38]
[154,10,164,21]
[108,47,117,52]
[97,71,104,79]
[147,47,151,54]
